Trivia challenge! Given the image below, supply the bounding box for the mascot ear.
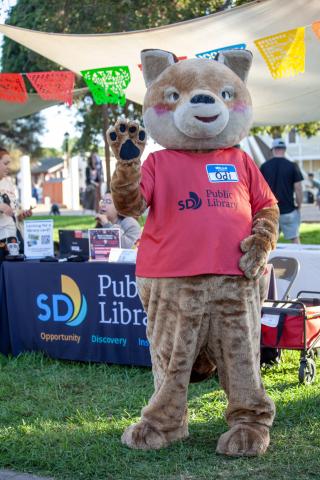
[216,50,253,83]
[141,49,177,86]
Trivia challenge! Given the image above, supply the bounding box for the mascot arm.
[107,119,147,218]
[239,204,279,280]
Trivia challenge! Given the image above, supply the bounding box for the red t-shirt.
[136,148,277,277]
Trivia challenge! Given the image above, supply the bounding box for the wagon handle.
[296,290,320,298]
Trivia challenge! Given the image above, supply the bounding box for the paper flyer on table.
[88,228,121,261]
[108,248,137,264]
[23,220,54,259]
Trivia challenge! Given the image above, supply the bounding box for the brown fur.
[144,60,251,113]
[190,349,216,383]
[120,275,275,452]
[142,58,252,150]
[239,205,280,280]
[107,49,279,457]
[109,120,146,217]
[216,423,270,457]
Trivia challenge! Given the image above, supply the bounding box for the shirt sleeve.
[244,152,278,216]
[119,218,141,249]
[140,153,155,206]
[0,178,18,215]
[293,163,304,183]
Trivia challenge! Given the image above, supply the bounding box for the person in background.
[0,147,32,260]
[32,182,39,204]
[90,151,104,212]
[260,138,304,244]
[83,155,98,212]
[308,172,320,210]
[95,191,141,249]
[50,203,61,215]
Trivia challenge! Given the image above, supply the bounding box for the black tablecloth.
[0,261,151,366]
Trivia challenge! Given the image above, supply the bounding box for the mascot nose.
[190,94,215,104]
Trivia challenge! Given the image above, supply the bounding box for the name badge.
[206,164,239,183]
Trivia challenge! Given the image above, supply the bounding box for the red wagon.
[261,291,320,384]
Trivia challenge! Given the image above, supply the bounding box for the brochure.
[24,219,54,259]
[108,248,137,264]
[88,228,121,261]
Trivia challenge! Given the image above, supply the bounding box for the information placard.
[89,228,121,261]
[24,220,54,259]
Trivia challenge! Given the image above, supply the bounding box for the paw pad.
[107,119,146,162]
[120,140,141,161]
[139,131,146,141]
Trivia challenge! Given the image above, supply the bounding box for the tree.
[0,113,45,154]
[1,0,229,186]
[252,122,320,139]
[3,0,317,183]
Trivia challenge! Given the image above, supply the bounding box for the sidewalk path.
[0,471,53,480]
[301,203,320,223]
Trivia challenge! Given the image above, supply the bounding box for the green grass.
[4,217,319,478]
[30,216,320,246]
[0,351,319,480]
[279,223,320,245]
[30,216,96,242]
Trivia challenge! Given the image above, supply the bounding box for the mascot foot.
[121,421,189,450]
[216,423,270,457]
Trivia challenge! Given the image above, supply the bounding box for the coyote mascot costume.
[107,48,279,457]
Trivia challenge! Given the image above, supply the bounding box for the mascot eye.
[165,90,180,103]
[221,89,234,101]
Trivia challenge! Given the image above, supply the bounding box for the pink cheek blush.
[231,102,248,113]
[153,104,171,115]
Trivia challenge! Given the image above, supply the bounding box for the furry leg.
[121,276,210,450]
[207,275,275,457]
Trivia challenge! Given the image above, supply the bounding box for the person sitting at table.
[0,147,32,261]
[95,191,141,249]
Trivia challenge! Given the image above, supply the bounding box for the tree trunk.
[102,104,111,191]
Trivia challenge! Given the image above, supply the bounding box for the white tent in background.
[0,0,319,126]
[0,88,87,123]
[0,93,59,123]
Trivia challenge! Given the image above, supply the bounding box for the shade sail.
[0,88,87,123]
[0,0,319,126]
[0,94,59,122]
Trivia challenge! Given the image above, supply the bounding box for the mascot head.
[141,49,253,150]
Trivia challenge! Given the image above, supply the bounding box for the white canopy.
[0,0,319,126]
[0,88,87,123]
[0,93,60,123]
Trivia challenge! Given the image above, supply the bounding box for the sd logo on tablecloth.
[36,275,87,326]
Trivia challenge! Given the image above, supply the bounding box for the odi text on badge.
[206,164,239,183]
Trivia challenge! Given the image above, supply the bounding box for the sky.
[0,0,79,150]
[35,105,79,150]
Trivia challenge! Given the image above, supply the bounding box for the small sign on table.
[88,228,121,261]
[24,219,54,259]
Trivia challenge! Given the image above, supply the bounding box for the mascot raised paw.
[107,48,279,456]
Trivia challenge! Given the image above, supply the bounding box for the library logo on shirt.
[178,191,202,210]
